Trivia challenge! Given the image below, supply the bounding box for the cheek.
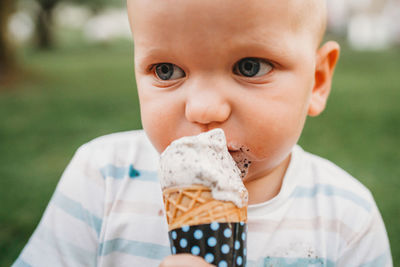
[140,102,172,153]
[251,119,296,157]
[139,90,186,153]
[240,94,309,162]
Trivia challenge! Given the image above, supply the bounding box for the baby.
[13,0,392,266]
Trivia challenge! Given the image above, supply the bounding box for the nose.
[185,83,231,125]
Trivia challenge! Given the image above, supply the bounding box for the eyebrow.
[135,48,177,71]
[228,38,297,64]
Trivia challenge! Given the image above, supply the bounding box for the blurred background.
[0,0,399,265]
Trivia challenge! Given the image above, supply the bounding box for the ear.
[308,41,340,117]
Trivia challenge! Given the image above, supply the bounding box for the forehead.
[130,0,299,36]
[128,0,316,62]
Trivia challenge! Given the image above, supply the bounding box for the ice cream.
[159,128,248,208]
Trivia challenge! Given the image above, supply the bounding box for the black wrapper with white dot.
[168,222,247,267]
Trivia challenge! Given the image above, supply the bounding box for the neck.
[244,154,291,205]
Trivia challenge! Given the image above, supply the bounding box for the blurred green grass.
[0,40,399,266]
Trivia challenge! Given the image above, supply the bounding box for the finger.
[159,254,214,267]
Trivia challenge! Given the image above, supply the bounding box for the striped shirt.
[13,130,392,266]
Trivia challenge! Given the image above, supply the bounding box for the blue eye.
[154,63,185,80]
[234,58,273,77]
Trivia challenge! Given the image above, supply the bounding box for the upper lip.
[227,143,240,152]
[228,144,252,156]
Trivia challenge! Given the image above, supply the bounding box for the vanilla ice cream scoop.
[159,128,248,207]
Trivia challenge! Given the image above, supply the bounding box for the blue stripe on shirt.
[360,250,392,267]
[13,225,96,267]
[99,238,170,260]
[100,164,158,182]
[100,164,128,179]
[248,256,335,267]
[291,184,372,212]
[40,225,96,266]
[100,165,373,213]
[52,191,102,236]
[98,238,339,267]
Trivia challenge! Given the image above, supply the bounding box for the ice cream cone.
[163,184,247,231]
[159,129,248,266]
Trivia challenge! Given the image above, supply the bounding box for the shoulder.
[295,145,375,210]
[292,146,380,237]
[291,146,391,256]
[84,129,153,154]
[63,130,162,211]
[296,148,392,265]
[75,130,159,171]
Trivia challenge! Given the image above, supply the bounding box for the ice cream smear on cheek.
[158,128,248,208]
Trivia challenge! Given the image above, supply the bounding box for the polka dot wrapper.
[168,222,247,266]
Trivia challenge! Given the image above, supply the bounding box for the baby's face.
[128,0,323,181]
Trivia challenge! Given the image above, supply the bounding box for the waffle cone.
[163,184,247,231]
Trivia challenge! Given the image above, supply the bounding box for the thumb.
[159,254,214,267]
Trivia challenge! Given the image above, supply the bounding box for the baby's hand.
[159,254,214,267]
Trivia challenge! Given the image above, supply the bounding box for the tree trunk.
[0,0,15,82]
[36,5,54,49]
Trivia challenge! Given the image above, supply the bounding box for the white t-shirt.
[13,130,392,267]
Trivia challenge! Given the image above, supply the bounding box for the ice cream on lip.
[230,147,252,179]
[158,128,248,208]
